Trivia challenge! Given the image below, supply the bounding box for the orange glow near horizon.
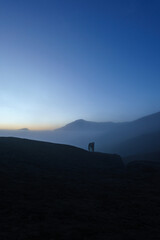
[0,123,63,131]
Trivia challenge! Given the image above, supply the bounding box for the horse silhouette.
[88,142,95,152]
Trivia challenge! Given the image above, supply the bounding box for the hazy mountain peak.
[134,111,160,122]
[61,119,88,131]
[73,119,86,124]
[59,118,116,132]
[19,128,29,131]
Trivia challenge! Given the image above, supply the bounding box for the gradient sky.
[0,0,160,130]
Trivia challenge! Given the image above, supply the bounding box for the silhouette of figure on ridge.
[88,142,95,152]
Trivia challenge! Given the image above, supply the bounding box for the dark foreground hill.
[0,138,160,239]
[123,151,160,165]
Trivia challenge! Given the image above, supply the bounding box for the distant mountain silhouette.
[54,111,160,155]
[19,128,29,131]
[60,111,160,134]
[59,119,119,132]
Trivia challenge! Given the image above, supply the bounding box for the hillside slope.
[0,138,160,239]
[111,131,160,156]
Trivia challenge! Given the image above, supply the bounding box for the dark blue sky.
[0,0,160,129]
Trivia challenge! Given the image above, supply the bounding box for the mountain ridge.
[54,111,160,155]
[59,111,160,132]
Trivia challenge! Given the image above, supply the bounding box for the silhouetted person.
[88,142,95,152]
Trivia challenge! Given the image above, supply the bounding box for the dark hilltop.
[0,137,160,239]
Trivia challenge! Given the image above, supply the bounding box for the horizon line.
[0,110,159,131]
